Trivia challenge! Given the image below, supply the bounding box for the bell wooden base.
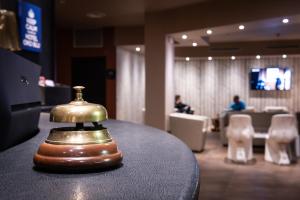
[34,140,122,171]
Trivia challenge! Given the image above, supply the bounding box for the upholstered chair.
[226,115,255,163]
[264,106,288,112]
[265,114,298,165]
[244,106,255,112]
[169,113,208,152]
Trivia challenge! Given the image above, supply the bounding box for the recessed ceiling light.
[206,29,213,35]
[181,34,188,39]
[135,47,141,52]
[256,55,261,59]
[208,56,213,61]
[282,18,289,24]
[239,25,245,30]
[86,11,106,19]
[282,54,287,58]
[192,42,198,47]
[185,57,190,61]
[231,56,236,60]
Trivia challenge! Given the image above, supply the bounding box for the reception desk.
[0,113,200,200]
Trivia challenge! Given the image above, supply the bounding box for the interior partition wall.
[116,47,145,124]
[174,55,300,118]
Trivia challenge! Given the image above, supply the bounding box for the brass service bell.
[34,86,123,170]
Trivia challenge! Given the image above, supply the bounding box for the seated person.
[175,95,194,114]
[229,95,246,111]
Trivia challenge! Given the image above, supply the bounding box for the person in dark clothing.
[275,77,282,90]
[175,95,194,114]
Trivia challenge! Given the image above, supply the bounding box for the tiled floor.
[195,133,300,200]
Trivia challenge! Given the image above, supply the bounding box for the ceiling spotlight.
[192,42,198,47]
[282,54,287,59]
[239,25,245,30]
[256,55,261,59]
[135,47,141,52]
[185,57,190,61]
[181,34,188,39]
[282,18,289,24]
[231,56,236,60]
[208,56,213,61]
[206,29,213,35]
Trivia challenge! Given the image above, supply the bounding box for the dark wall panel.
[56,28,116,118]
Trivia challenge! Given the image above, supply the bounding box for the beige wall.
[115,26,144,46]
[174,55,300,118]
[165,36,175,130]
[144,18,170,130]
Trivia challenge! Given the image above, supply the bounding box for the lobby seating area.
[196,132,300,200]
[169,110,300,166]
[219,110,288,146]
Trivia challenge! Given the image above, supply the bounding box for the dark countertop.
[0,113,200,200]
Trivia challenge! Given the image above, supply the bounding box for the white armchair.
[264,106,288,112]
[169,113,208,152]
[265,114,298,165]
[226,114,255,163]
[244,106,255,112]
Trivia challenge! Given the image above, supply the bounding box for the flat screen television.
[250,67,291,91]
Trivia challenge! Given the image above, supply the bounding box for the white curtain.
[116,47,145,123]
[174,55,300,118]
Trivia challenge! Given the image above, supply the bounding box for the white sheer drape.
[116,47,145,123]
[174,56,300,118]
[117,53,300,121]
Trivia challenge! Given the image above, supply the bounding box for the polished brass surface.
[46,127,112,145]
[0,10,20,51]
[50,86,108,123]
[34,86,122,171]
[74,86,85,101]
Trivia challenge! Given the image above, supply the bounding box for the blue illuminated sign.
[18,1,42,52]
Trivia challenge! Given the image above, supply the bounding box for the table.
[0,113,200,200]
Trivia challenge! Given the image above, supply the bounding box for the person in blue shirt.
[229,95,246,111]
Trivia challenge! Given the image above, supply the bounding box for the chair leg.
[264,139,273,162]
[236,145,247,163]
[228,139,252,163]
[265,139,291,165]
[278,144,290,165]
[296,135,300,157]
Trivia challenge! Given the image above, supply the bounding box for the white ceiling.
[172,15,300,46]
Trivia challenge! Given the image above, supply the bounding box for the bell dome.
[50,86,108,123]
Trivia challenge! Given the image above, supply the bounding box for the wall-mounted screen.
[250,67,291,91]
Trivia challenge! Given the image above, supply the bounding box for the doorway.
[71,57,106,106]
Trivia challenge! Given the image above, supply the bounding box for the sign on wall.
[18,1,42,52]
